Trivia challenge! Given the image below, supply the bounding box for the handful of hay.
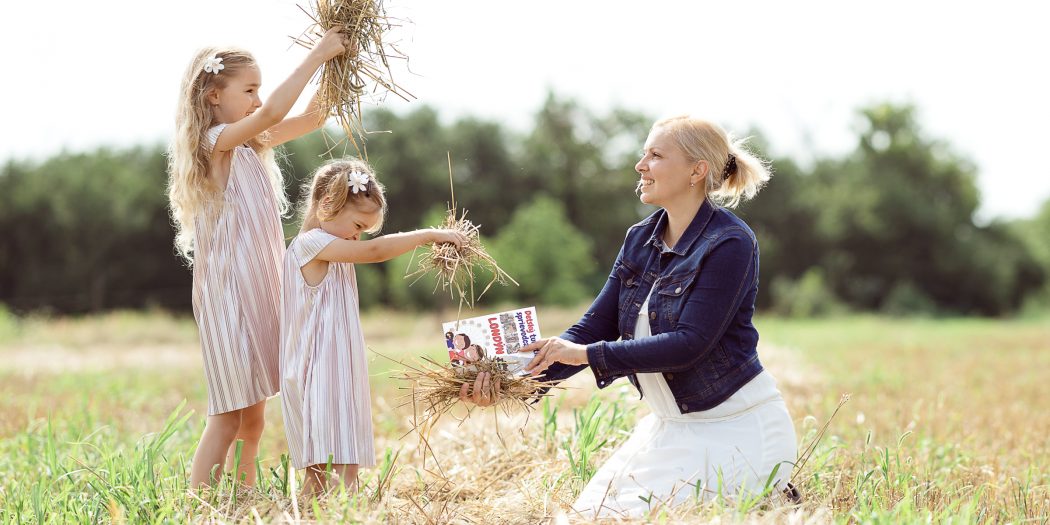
[295,0,415,154]
[406,154,517,308]
[390,355,560,434]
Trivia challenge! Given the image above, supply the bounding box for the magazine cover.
[442,307,541,375]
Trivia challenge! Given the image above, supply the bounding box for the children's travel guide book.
[442,307,541,375]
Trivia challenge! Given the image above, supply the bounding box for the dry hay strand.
[790,393,850,489]
[296,0,415,156]
[406,154,518,309]
[385,353,560,439]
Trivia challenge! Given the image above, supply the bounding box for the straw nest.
[295,0,415,154]
[407,154,518,308]
[389,354,560,437]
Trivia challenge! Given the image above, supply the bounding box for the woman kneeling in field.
[463,116,799,518]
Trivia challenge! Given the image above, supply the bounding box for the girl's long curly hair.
[166,47,289,264]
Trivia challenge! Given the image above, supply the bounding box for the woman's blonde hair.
[299,158,387,233]
[166,47,289,264]
[653,116,771,208]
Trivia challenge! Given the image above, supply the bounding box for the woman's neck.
[661,197,705,249]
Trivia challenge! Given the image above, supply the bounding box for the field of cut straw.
[0,307,1047,523]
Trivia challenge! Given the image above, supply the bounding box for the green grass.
[0,310,1047,523]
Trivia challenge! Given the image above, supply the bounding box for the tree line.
[1,94,1047,316]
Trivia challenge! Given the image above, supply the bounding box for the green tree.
[522,93,651,275]
[735,132,826,310]
[486,196,595,306]
[1014,197,1050,311]
[0,146,190,312]
[805,103,1041,314]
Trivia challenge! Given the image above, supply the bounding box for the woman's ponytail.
[711,136,771,208]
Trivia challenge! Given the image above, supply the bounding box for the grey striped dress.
[191,124,283,416]
[280,228,375,469]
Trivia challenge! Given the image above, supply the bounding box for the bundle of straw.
[406,154,518,308]
[295,0,415,154]
[390,355,560,435]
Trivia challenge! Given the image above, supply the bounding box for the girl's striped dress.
[191,123,283,415]
[280,228,375,469]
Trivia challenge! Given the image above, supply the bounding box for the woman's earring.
[690,182,695,188]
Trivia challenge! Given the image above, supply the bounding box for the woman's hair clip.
[348,170,370,194]
[202,55,225,75]
[721,153,738,181]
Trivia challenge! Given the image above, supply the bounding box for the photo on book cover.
[442,307,541,375]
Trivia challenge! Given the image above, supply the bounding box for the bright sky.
[3,1,1048,221]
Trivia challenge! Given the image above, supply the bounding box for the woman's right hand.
[459,371,501,407]
[312,26,350,62]
[429,229,467,249]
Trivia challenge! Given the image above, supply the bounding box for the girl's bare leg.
[302,464,328,499]
[301,463,360,498]
[331,464,360,492]
[189,410,242,488]
[225,399,267,486]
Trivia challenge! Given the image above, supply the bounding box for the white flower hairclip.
[202,56,225,75]
[348,170,369,194]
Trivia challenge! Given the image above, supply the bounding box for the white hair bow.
[348,170,369,194]
[202,56,225,75]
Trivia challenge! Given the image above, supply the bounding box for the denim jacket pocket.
[656,272,696,324]
[656,272,695,297]
[616,261,641,288]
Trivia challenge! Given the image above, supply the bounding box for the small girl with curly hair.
[281,158,465,496]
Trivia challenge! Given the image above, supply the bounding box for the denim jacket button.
[649,311,656,320]
[665,373,673,380]
[674,286,682,294]
[680,402,688,412]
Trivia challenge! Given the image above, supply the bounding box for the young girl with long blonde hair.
[167,27,350,488]
[281,158,465,496]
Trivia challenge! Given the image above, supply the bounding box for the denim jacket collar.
[643,199,717,256]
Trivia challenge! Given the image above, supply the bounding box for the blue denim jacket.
[542,199,764,413]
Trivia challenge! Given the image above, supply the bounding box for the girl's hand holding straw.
[427,228,468,249]
[311,26,353,62]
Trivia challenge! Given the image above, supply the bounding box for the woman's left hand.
[523,337,589,376]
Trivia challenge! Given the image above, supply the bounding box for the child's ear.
[206,87,220,106]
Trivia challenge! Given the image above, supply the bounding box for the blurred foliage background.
[2,93,1048,317]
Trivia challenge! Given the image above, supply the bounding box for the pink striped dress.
[280,228,375,469]
[191,123,284,416]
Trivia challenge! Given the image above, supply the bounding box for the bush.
[770,268,845,318]
[0,304,18,343]
[381,207,455,311]
[488,196,596,306]
[881,281,938,317]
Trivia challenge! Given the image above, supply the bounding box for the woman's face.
[635,126,701,207]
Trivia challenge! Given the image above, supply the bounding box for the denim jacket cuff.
[586,341,607,378]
